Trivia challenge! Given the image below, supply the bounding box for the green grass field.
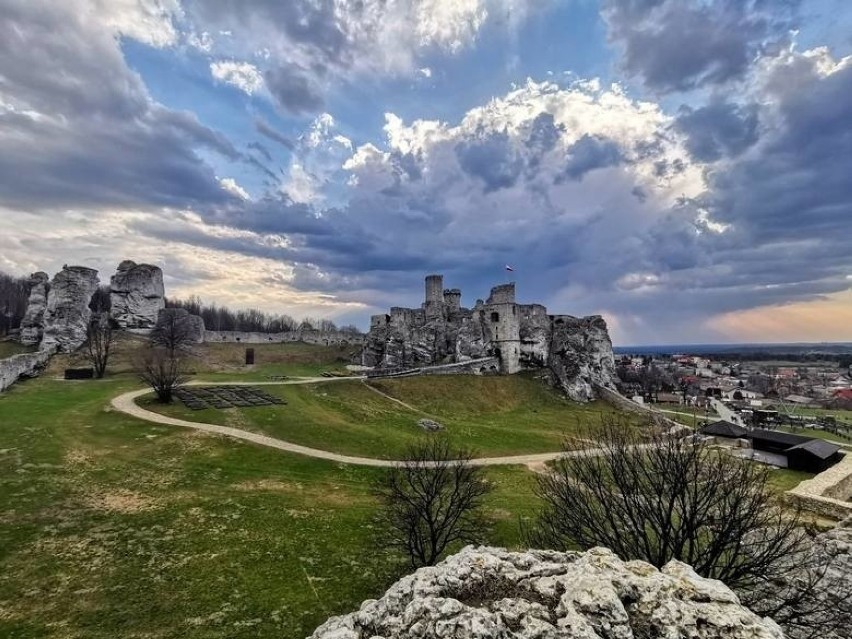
[0,345,543,638]
[145,374,624,459]
[0,341,825,638]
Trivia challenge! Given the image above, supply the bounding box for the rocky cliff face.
[548,315,618,402]
[109,260,165,329]
[155,308,205,344]
[19,272,50,346]
[310,546,784,639]
[40,266,99,352]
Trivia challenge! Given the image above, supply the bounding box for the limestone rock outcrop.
[155,308,205,344]
[18,272,50,346]
[548,315,618,402]
[40,266,99,352]
[0,349,54,392]
[361,275,618,401]
[109,260,165,329]
[310,545,785,639]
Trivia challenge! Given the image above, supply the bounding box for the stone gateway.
[361,275,618,401]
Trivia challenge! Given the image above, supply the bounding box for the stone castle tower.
[361,274,618,401]
[482,283,521,374]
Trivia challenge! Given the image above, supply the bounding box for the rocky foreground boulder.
[40,266,99,352]
[310,546,784,639]
[109,260,165,329]
[18,271,50,346]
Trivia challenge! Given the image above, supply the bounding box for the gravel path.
[110,379,566,468]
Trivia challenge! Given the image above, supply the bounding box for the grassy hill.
[146,374,625,459]
[0,340,818,638]
[0,343,542,639]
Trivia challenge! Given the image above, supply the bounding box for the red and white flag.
[505,264,515,272]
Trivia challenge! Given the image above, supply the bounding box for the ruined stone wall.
[360,276,619,401]
[518,303,550,368]
[205,329,364,346]
[0,349,53,392]
[787,453,852,520]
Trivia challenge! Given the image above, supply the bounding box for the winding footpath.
[110,378,566,468]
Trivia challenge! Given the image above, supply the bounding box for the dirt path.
[110,378,567,468]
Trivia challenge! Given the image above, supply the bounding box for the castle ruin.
[361,275,618,401]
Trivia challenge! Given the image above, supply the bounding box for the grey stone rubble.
[109,260,165,329]
[0,349,54,392]
[417,418,445,432]
[309,545,785,639]
[40,265,100,353]
[18,271,50,346]
[362,275,618,402]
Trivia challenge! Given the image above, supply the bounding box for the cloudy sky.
[1,0,851,345]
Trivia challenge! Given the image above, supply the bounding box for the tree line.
[166,295,360,334]
[0,272,29,337]
[0,271,361,338]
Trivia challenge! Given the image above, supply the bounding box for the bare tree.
[136,348,187,403]
[376,438,492,568]
[526,416,850,638]
[150,309,196,358]
[82,314,115,378]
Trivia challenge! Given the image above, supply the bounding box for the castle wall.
[205,329,364,346]
[0,349,54,393]
[519,304,550,367]
[360,275,618,401]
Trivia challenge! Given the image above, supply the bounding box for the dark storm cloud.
[674,102,760,162]
[0,0,237,211]
[602,0,798,92]
[264,65,325,115]
[557,134,622,182]
[455,130,524,192]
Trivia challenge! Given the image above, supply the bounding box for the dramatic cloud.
[210,60,265,94]
[181,0,545,113]
[0,0,238,211]
[0,0,849,343]
[263,64,325,115]
[674,101,760,162]
[602,0,798,92]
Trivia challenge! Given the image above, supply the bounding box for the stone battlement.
[360,274,617,401]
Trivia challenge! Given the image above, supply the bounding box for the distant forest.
[165,295,361,334]
[0,270,360,337]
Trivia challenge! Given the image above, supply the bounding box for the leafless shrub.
[82,313,115,378]
[136,348,187,403]
[376,438,492,568]
[525,415,850,637]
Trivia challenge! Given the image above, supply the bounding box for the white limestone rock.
[0,349,54,392]
[40,266,99,353]
[155,308,205,344]
[548,315,618,402]
[19,271,50,346]
[417,419,445,432]
[109,260,165,329]
[310,546,785,639]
